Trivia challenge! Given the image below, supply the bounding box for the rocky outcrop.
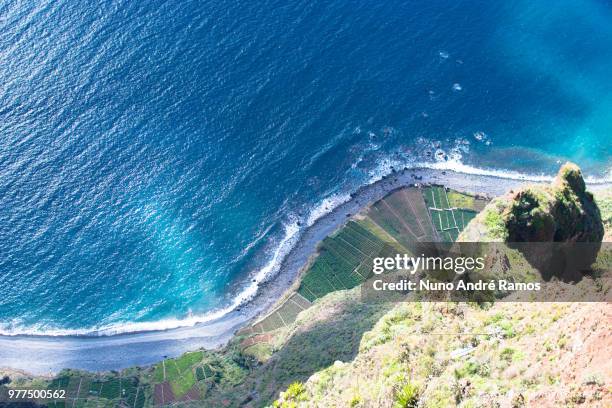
[459,163,604,243]
[458,163,605,282]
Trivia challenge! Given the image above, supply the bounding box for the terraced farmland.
[34,351,221,407]
[26,372,147,408]
[242,185,487,342]
[422,186,483,241]
[240,292,312,335]
[1,184,491,408]
[149,350,247,405]
[367,187,437,248]
[298,221,389,301]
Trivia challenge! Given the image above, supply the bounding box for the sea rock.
[459,163,604,243]
[458,163,604,282]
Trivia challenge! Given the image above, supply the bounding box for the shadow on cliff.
[460,163,605,283]
[506,163,604,281]
[246,296,391,406]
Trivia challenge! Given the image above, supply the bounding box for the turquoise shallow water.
[0,0,610,335]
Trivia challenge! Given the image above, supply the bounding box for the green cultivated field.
[298,221,386,301]
[422,186,481,242]
[2,184,487,408]
[246,185,485,337]
[24,371,147,408]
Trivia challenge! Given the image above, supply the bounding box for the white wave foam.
[0,221,303,337]
[419,157,612,184]
[0,308,237,337]
[366,156,410,184]
[0,190,357,337]
[3,153,609,338]
[365,140,611,185]
[306,193,351,227]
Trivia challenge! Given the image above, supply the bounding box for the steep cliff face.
[272,287,612,408]
[595,188,612,241]
[459,163,604,243]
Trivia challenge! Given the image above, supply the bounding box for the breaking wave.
[2,154,609,337]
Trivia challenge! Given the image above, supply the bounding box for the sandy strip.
[0,167,606,375]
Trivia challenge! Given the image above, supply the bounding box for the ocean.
[0,0,611,336]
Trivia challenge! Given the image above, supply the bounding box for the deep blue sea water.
[1,0,611,335]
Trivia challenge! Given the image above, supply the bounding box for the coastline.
[1,166,609,375]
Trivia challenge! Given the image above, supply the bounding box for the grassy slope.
[272,188,612,408]
[274,290,611,408]
[595,189,612,241]
[2,187,609,407]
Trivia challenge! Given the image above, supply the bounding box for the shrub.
[483,208,507,239]
[285,382,306,400]
[394,382,420,408]
[500,347,515,362]
[498,320,516,338]
[349,394,363,407]
[454,361,490,379]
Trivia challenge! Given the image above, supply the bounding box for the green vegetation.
[461,162,605,244]
[241,342,274,363]
[483,205,508,240]
[11,172,609,407]
[393,382,420,408]
[369,188,437,246]
[447,190,475,209]
[594,188,612,239]
[499,347,516,362]
[271,279,609,407]
[297,221,386,301]
[423,186,480,242]
[150,352,203,400]
[273,381,307,406]
[0,370,148,408]
[241,292,312,335]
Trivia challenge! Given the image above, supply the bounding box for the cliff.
[272,282,612,407]
[2,168,610,408]
[459,163,604,243]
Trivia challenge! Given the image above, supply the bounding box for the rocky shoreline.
[0,166,609,375]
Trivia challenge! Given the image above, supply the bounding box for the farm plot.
[297,220,386,302]
[151,351,203,400]
[423,186,483,242]
[242,185,484,341]
[454,208,478,230]
[423,186,460,242]
[366,187,439,248]
[245,292,312,335]
[42,373,146,408]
